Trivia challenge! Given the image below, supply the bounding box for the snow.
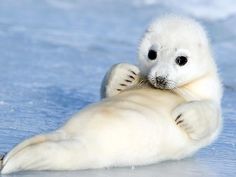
[0,0,235,176]
[135,0,236,20]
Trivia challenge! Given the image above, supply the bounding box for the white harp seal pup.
[1,15,222,174]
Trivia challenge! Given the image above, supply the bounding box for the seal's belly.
[106,87,185,117]
[64,87,185,133]
[60,87,190,164]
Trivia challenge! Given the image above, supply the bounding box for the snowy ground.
[0,0,235,176]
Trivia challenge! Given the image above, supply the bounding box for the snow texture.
[0,0,235,176]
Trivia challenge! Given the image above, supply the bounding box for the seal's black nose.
[156,76,167,86]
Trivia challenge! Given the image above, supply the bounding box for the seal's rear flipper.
[0,153,5,170]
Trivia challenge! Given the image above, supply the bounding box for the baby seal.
[1,15,222,174]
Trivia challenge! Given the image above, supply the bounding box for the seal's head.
[138,15,215,89]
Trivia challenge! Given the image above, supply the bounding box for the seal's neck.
[174,71,222,104]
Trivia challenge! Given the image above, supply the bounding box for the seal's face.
[138,16,212,90]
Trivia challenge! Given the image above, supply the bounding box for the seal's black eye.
[148,49,157,60]
[176,56,188,66]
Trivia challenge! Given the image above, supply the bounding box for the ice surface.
[0,0,235,176]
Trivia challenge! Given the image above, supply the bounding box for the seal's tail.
[2,132,63,166]
[0,131,88,174]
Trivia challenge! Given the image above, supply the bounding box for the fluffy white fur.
[1,15,222,174]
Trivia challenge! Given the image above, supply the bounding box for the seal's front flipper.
[172,101,220,140]
[100,63,141,99]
